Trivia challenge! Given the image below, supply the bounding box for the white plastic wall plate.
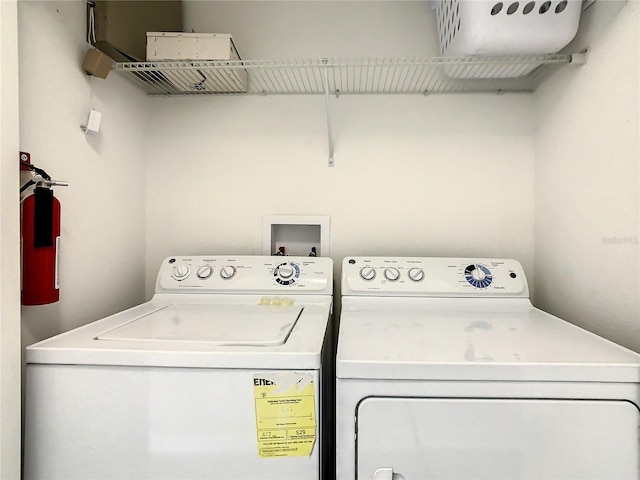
[262,215,330,257]
[82,109,102,133]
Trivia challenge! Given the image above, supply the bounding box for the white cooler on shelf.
[146,32,247,93]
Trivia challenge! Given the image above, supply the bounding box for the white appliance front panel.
[98,304,303,346]
[356,397,639,480]
[24,364,322,480]
[335,378,640,480]
[342,257,528,297]
[156,256,332,295]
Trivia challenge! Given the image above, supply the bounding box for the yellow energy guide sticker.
[253,372,316,458]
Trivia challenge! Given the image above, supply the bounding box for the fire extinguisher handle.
[41,180,69,188]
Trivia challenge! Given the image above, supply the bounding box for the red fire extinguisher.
[20,153,68,306]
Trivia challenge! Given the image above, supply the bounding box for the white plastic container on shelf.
[145,32,248,93]
[146,32,242,62]
[431,0,582,78]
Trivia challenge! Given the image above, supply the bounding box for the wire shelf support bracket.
[323,59,335,167]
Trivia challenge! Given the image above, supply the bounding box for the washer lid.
[97,304,303,347]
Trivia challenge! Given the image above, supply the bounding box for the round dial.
[278,264,295,279]
[196,265,213,279]
[172,264,191,281]
[274,262,300,285]
[408,267,425,282]
[219,266,237,280]
[384,267,400,282]
[471,268,486,281]
[360,266,376,281]
[464,264,493,288]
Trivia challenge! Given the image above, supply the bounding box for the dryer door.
[356,397,639,479]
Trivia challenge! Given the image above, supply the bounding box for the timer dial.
[408,267,425,282]
[464,264,493,288]
[173,264,191,281]
[196,265,213,279]
[471,268,486,281]
[274,262,300,285]
[360,266,376,281]
[219,266,237,280]
[384,267,400,282]
[278,264,295,279]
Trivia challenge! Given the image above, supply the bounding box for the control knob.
[360,266,376,281]
[219,266,237,280]
[464,264,493,289]
[408,268,425,282]
[277,264,295,279]
[196,265,213,279]
[173,264,190,281]
[384,267,400,282]
[471,268,486,282]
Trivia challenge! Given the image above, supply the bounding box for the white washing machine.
[336,257,640,480]
[24,255,333,480]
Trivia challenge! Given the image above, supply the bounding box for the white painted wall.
[19,1,148,348]
[534,1,639,352]
[183,1,441,59]
[12,1,636,363]
[1,1,22,477]
[7,2,637,473]
[144,1,536,296]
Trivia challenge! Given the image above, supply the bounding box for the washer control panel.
[342,257,528,297]
[156,256,333,294]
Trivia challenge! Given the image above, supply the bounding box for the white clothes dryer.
[24,255,333,480]
[336,257,640,480]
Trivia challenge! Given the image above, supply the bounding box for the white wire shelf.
[113,53,586,96]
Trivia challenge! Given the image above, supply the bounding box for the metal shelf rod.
[113,53,582,97]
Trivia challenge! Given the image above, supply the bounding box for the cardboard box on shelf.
[88,1,182,63]
[82,48,113,79]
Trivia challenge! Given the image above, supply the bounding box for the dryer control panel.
[342,257,528,297]
[156,256,333,294]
